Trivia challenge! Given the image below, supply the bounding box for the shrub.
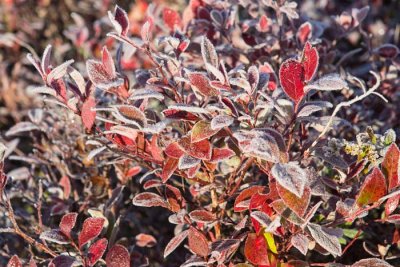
[0,1,399,266]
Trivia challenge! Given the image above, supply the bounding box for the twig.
[305,71,383,156]
[3,195,57,257]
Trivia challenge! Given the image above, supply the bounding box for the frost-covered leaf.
[210,148,235,163]
[234,186,266,212]
[81,97,96,130]
[191,121,219,142]
[86,48,123,90]
[201,36,218,67]
[244,233,269,266]
[291,234,309,255]
[178,154,200,170]
[307,223,342,257]
[68,67,86,95]
[41,44,52,73]
[46,59,74,84]
[113,105,147,128]
[164,230,189,258]
[351,258,393,267]
[305,74,347,91]
[87,238,108,266]
[279,59,304,103]
[49,255,75,267]
[132,192,168,208]
[188,227,209,257]
[297,22,312,44]
[5,122,40,136]
[106,244,130,267]
[129,89,164,100]
[302,41,319,83]
[189,210,216,223]
[297,101,333,118]
[276,183,311,217]
[205,63,225,83]
[141,20,152,42]
[382,143,400,191]
[248,66,259,92]
[161,157,179,183]
[108,5,130,36]
[40,229,69,244]
[279,1,299,20]
[271,162,307,198]
[250,211,271,227]
[59,212,78,239]
[229,77,251,93]
[271,200,305,225]
[178,136,212,160]
[78,217,105,248]
[188,72,220,97]
[168,104,209,114]
[356,168,387,207]
[210,115,233,130]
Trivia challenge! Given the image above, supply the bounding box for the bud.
[383,129,396,145]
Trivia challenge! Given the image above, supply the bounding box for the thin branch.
[305,71,382,156]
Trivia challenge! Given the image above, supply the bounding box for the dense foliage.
[0,0,400,266]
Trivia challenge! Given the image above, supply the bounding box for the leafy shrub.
[0,1,400,266]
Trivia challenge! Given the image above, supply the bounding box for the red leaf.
[165,142,185,159]
[259,15,268,32]
[244,233,270,266]
[78,217,105,248]
[102,46,116,78]
[188,72,220,96]
[135,233,157,247]
[382,143,400,190]
[163,8,181,31]
[249,193,269,210]
[164,230,189,258]
[161,157,179,183]
[279,59,305,103]
[148,135,164,162]
[234,186,266,212]
[189,210,217,223]
[188,226,209,257]
[210,148,235,163]
[356,168,387,207]
[7,255,22,267]
[297,22,312,44]
[178,136,212,160]
[87,238,108,266]
[59,175,71,199]
[301,41,319,82]
[59,212,78,239]
[132,192,168,208]
[106,244,130,267]
[276,183,311,217]
[81,97,96,130]
[163,108,199,121]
